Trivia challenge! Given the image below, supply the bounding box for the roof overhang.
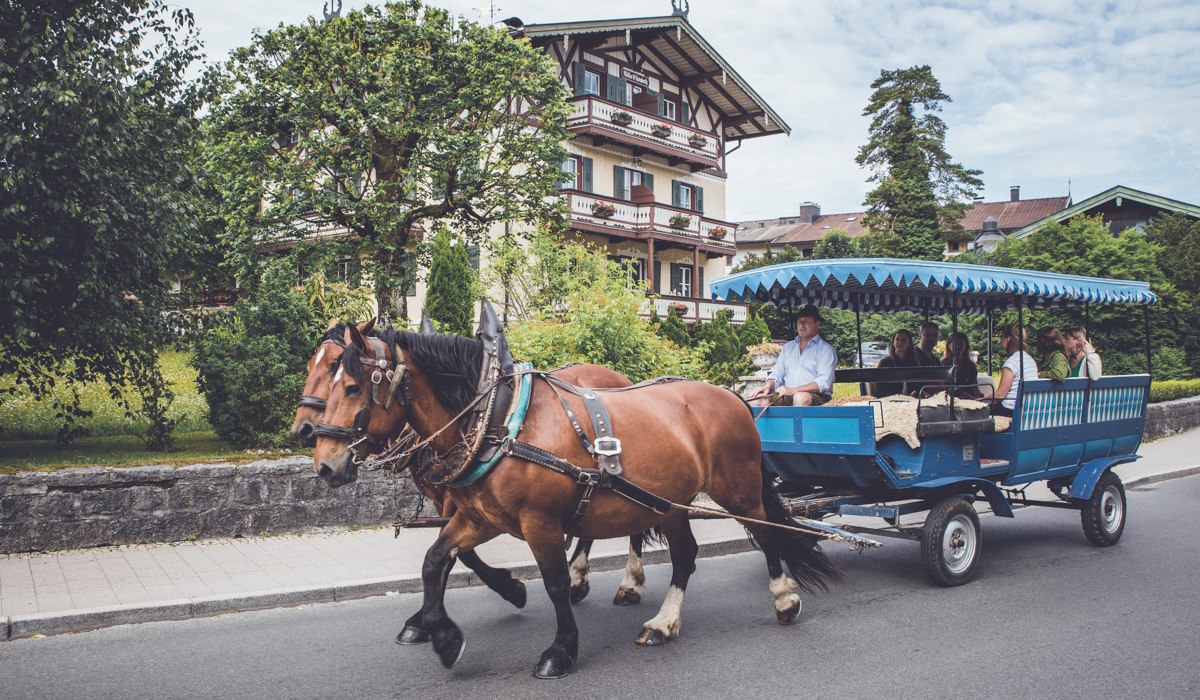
[522,16,788,141]
[1011,185,1200,239]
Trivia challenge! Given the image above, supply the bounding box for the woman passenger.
[1036,327,1069,382]
[1063,327,1102,380]
[991,324,1037,417]
[871,329,920,398]
[943,332,984,399]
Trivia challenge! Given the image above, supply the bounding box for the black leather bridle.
[297,338,346,412]
[312,336,408,458]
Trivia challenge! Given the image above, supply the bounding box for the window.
[662,99,676,121]
[613,166,651,201]
[670,263,692,297]
[671,180,703,212]
[608,255,645,288]
[560,155,582,190]
[583,71,601,96]
[677,183,692,210]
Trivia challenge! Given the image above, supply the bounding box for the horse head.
[292,318,375,448]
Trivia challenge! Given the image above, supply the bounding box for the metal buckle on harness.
[592,436,622,456]
[577,470,600,487]
[371,369,383,385]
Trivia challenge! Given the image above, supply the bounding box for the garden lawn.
[0,431,302,472]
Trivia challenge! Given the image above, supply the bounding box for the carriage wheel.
[1081,471,1126,547]
[921,497,981,587]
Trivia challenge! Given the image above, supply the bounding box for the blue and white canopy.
[709,259,1157,314]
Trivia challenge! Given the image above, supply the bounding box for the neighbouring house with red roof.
[1008,185,1200,242]
[733,186,1069,263]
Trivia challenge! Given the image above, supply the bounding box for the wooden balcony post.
[692,246,700,300]
[647,237,656,294]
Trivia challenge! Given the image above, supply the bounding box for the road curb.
[4,534,755,641]
[1124,465,1200,490]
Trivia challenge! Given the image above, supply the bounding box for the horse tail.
[759,460,844,592]
[631,526,666,551]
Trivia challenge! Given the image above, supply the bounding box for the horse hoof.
[569,580,590,605]
[395,625,430,645]
[506,579,528,609]
[612,588,641,606]
[776,605,800,625]
[635,627,670,646]
[434,630,467,669]
[532,652,573,679]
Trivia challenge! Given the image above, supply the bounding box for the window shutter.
[642,172,654,195]
[606,74,628,105]
[573,62,586,96]
[657,92,666,117]
[468,244,481,271]
[699,266,705,296]
[695,186,704,213]
[581,156,593,193]
[680,101,690,125]
[613,166,626,200]
[653,260,662,293]
[670,264,683,293]
[671,180,682,208]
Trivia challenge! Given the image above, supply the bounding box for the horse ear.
[344,323,368,351]
[477,298,500,339]
[419,310,435,335]
[358,317,376,335]
[326,317,340,330]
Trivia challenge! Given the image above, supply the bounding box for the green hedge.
[1149,379,1200,404]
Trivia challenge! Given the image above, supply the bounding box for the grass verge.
[0,431,305,473]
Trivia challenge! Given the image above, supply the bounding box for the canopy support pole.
[855,298,866,396]
[986,303,994,375]
[1144,306,1153,376]
[1016,295,1025,414]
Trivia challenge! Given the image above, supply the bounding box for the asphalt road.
[5,475,1200,700]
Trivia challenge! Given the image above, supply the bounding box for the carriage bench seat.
[834,365,957,386]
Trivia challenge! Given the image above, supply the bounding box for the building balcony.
[566,96,720,171]
[642,295,749,324]
[564,191,736,253]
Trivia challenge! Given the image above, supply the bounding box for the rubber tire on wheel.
[1081,470,1126,547]
[921,497,981,587]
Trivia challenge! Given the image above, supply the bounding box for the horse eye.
[344,384,361,396]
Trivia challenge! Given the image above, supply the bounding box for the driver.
[747,305,836,406]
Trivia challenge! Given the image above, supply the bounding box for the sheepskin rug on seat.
[829,392,992,448]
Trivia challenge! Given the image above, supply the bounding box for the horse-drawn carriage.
[710,258,1156,586]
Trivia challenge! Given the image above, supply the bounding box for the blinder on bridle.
[312,336,409,457]
[296,338,346,412]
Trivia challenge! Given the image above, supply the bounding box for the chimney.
[973,195,984,204]
[1010,185,1020,202]
[798,201,820,225]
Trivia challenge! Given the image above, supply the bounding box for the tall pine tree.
[425,228,478,337]
[856,66,982,260]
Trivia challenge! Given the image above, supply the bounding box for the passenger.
[1036,327,1070,383]
[943,332,984,399]
[991,324,1037,417]
[1063,327,1102,380]
[915,321,943,365]
[870,329,920,398]
[747,305,836,407]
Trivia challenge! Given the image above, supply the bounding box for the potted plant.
[651,122,673,138]
[611,110,633,126]
[708,226,727,239]
[688,134,708,148]
[591,201,617,218]
[669,213,691,229]
[672,302,689,314]
[746,340,782,374]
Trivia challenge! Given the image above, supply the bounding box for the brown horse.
[313,325,841,678]
[291,320,649,644]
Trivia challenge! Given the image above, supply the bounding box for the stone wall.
[0,458,419,554]
[1145,395,1200,439]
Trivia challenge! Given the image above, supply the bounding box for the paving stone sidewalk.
[3,428,1199,640]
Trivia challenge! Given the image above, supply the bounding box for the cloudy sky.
[188,0,1199,222]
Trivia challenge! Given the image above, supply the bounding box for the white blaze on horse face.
[568,548,589,589]
[619,543,646,591]
[312,346,326,372]
[333,366,344,384]
[641,585,685,638]
[769,574,801,615]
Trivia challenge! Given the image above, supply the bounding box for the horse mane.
[339,329,483,415]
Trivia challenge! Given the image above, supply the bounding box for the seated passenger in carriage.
[1064,327,1103,380]
[1036,327,1070,382]
[915,321,944,366]
[943,332,984,399]
[991,324,1038,417]
[870,329,922,398]
[747,305,836,407]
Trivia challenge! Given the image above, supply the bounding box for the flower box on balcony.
[591,201,617,218]
[672,303,689,314]
[708,226,728,239]
[651,123,673,138]
[669,213,692,229]
[687,134,708,148]
[611,110,634,127]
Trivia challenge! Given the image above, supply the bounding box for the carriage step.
[980,458,1010,470]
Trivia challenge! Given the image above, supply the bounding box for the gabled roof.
[522,15,788,141]
[761,212,869,245]
[960,197,1069,233]
[1010,185,1200,239]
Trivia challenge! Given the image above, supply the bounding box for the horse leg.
[612,535,646,606]
[396,545,522,646]
[417,516,496,669]
[567,538,592,604]
[635,511,697,645]
[526,528,580,679]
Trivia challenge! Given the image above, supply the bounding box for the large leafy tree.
[204,1,571,322]
[856,66,982,260]
[0,0,203,444]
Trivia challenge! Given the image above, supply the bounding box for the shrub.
[191,266,315,447]
[657,306,691,349]
[1149,379,1200,403]
[425,227,480,336]
[693,309,754,385]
